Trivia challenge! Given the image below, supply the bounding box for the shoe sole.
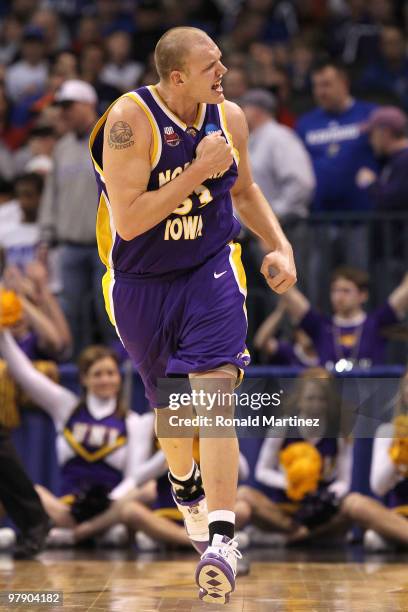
[196,556,234,604]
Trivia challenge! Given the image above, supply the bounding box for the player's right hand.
[195,131,233,178]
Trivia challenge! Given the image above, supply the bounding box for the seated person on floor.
[368,368,408,551]
[0,312,160,547]
[238,368,408,548]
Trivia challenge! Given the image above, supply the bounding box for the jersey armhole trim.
[124,92,162,169]
[218,102,240,167]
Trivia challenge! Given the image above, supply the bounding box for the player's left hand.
[260,245,297,294]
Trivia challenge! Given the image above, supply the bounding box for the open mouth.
[212,79,223,93]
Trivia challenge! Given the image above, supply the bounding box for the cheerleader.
[0,322,213,548]
[366,369,408,550]
[239,368,408,546]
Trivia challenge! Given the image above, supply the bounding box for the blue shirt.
[296,100,378,212]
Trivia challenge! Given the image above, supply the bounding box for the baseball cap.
[54,79,97,106]
[238,89,277,115]
[362,106,408,135]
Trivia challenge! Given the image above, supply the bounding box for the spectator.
[239,88,315,292]
[31,8,70,56]
[39,79,115,356]
[5,26,48,103]
[0,173,43,270]
[0,178,20,231]
[282,266,408,370]
[71,15,101,55]
[14,124,57,176]
[297,61,378,213]
[52,50,78,81]
[297,60,379,293]
[101,30,144,93]
[222,67,249,101]
[359,26,408,111]
[356,106,408,210]
[79,43,121,114]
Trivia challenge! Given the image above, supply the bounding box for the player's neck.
[155,82,199,126]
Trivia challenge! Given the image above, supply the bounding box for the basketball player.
[89,27,296,604]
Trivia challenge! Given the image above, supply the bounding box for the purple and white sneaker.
[170,489,209,554]
[195,534,242,604]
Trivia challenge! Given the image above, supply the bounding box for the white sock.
[208,510,235,525]
[170,461,195,482]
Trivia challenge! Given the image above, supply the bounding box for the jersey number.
[173,185,213,216]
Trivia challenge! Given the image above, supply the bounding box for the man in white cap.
[39,79,115,356]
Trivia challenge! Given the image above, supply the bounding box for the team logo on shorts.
[164,126,181,147]
[205,123,219,135]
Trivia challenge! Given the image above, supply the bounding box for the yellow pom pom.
[280,441,323,501]
[389,416,408,466]
[0,290,23,327]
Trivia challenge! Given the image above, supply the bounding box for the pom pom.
[280,441,322,501]
[389,415,408,466]
[0,289,23,327]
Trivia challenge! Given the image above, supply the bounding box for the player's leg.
[190,367,242,605]
[341,492,408,546]
[155,403,195,477]
[156,403,208,554]
[191,368,239,538]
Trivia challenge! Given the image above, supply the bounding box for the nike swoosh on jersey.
[214,271,227,279]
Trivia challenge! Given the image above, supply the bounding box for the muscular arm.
[226,101,296,294]
[102,97,232,240]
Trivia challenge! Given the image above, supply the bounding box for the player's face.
[82,356,121,399]
[183,42,227,103]
[330,278,366,316]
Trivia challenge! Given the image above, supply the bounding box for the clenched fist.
[194,131,233,179]
[261,244,297,294]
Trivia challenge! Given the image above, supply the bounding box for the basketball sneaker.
[169,465,209,554]
[196,534,242,604]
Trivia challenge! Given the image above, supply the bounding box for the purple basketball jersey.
[90,85,241,279]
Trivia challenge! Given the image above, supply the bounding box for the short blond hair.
[154,27,211,81]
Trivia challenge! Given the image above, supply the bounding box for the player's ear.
[170,70,184,86]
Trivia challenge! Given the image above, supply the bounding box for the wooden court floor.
[0,550,408,612]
